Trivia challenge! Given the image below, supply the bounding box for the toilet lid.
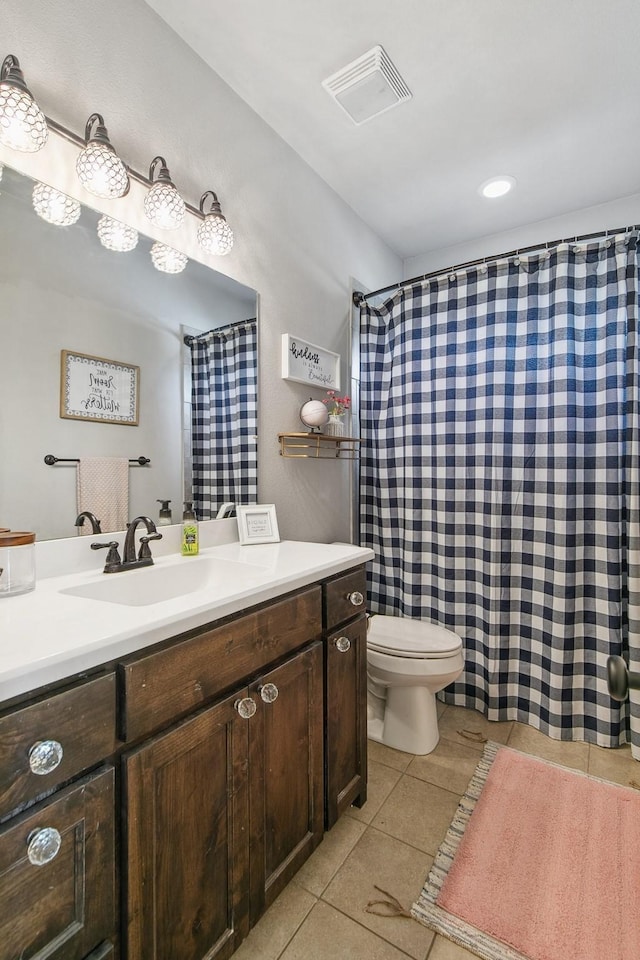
[368,615,462,658]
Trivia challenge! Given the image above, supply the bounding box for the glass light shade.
[32,182,81,226]
[150,242,188,274]
[197,214,234,256]
[144,181,185,230]
[76,141,129,199]
[0,83,48,152]
[97,215,138,252]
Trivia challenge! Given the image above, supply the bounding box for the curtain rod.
[184,318,257,345]
[353,223,640,306]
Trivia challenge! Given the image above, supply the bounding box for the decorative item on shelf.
[0,54,48,153]
[76,113,129,199]
[299,398,329,434]
[144,156,186,230]
[323,390,351,436]
[197,190,234,255]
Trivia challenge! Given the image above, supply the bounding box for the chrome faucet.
[75,511,102,534]
[91,516,163,573]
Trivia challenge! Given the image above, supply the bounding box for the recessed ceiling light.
[479,176,516,199]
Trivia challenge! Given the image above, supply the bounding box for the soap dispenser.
[181,501,199,556]
[157,499,172,526]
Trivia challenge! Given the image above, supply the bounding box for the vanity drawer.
[120,585,323,742]
[0,766,115,960]
[324,566,367,630]
[0,672,116,821]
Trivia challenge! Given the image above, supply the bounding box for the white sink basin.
[59,556,269,607]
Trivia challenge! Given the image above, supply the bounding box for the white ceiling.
[145,0,640,261]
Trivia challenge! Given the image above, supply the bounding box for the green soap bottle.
[181,501,199,556]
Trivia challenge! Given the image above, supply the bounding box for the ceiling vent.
[322,45,411,125]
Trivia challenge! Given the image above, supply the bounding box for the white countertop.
[0,540,373,703]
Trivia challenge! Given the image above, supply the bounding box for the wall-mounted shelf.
[278,432,360,460]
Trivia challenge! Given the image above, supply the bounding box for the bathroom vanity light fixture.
[0,55,48,152]
[144,156,186,230]
[197,191,234,256]
[97,214,138,252]
[32,182,81,226]
[76,113,129,199]
[150,241,188,274]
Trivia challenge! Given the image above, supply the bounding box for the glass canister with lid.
[0,531,36,597]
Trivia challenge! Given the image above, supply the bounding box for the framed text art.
[60,350,139,425]
[236,504,280,544]
[281,334,340,389]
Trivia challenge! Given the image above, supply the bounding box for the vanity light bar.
[0,54,233,254]
[45,117,205,218]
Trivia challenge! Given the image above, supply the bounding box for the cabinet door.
[124,693,249,960]
[0,766,115,960]
[325,615,368,829]
[248,642,324,925]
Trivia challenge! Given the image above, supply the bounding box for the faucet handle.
[90,541,122,571]
[138,533,163,560]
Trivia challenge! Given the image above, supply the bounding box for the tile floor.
[233,702,640,960]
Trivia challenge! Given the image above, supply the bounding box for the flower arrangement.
[323,390,351,416]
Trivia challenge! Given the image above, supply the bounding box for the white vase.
[325,414,346,437]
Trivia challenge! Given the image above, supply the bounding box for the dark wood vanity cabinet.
[323,567,368,828]
[1,564,368,960]
[0,674,118,960]
[123,641,324,959]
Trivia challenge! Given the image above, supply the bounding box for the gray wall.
[2,0,402,544]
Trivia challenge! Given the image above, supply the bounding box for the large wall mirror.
[0,163,258,540]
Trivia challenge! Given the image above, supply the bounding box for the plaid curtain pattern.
[190,320,258,519]
[360,233,640,748]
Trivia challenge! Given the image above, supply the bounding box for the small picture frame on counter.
[236,504,280,545]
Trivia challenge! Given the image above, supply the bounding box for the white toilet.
[366,615,464,755]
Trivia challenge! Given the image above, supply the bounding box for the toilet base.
[367,685,440,755]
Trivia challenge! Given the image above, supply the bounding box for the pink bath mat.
[412,742,640,960]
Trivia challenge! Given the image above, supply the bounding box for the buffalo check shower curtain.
[189,319,258,519]
[359,232,640,750]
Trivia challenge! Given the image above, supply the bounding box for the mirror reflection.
[0,163,258,540]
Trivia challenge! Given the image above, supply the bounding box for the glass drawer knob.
[335,636,351,653]
[28,740,64,775]
[259,683,279,703]
[348,591,364,607]
[235,697,257,719]
[27,827,62,866]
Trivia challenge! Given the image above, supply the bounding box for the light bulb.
[97,215,138,252]
[32,182,81,226]
[0,55,48,153]
[479,176,516,199]
[197,215,234,256]
[150,242,188,274]
[197,190,234,255]
[144,156,185,230]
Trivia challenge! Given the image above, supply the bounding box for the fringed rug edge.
[411,740,531,960]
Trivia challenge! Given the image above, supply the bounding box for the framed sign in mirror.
[60,350,139,425]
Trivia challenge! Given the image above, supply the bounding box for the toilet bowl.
[367,615,464,755]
